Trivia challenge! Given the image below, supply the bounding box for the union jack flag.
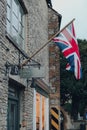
[53,22,82,79]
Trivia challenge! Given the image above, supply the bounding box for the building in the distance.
[0,0,61,130]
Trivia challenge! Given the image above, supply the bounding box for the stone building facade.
[0,0,61,130]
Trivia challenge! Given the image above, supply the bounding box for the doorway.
[7,86,20,130]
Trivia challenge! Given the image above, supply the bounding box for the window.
[7,0,25,49]
[33,90,49,130]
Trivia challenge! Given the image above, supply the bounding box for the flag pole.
[21,18,75,67]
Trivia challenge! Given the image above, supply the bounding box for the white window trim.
[45,98,49,130]
[33,89,36,130]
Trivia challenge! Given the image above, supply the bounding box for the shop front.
[32,79,50,130]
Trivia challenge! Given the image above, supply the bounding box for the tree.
[60,39,87,119]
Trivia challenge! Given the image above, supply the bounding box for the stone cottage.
[0,0,61,130]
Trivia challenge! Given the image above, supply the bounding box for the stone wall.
[26,0,49,84]
[48,7,61,108]
[0,0,9,129]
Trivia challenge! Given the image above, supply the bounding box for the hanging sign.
[19,66,45,78]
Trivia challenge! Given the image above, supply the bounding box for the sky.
[52,0,87,40]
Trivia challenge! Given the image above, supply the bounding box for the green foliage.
[63,103,72,114]
[60,39,87,119]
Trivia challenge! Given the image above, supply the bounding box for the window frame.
[6,0,28,50]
